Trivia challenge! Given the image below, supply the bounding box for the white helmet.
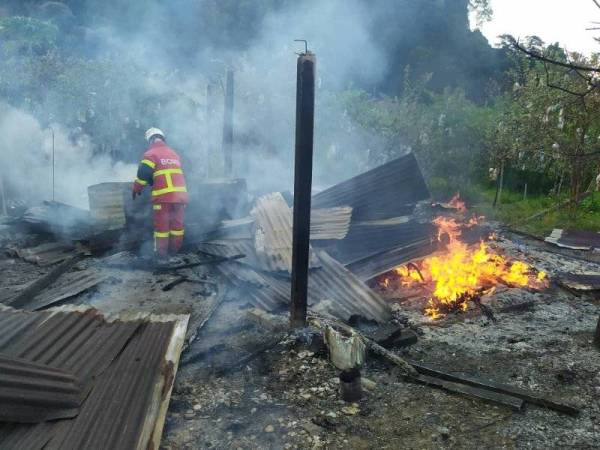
[145,127,165,142]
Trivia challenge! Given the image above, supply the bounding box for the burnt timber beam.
[290,51,316,328]
[415,374,524,411]
[409,360,580,416]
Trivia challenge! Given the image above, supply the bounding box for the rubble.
[0,156,598,448]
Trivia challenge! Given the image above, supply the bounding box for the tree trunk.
[493,161,504,208]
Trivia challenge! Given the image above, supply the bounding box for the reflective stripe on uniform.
[154,231,170,238]
[152,167,187,197]
[152,186,187,196]
[153,204,162,210]
[154,168,183,177]
[141,159,156,169]
[135,178,147,186]
[170,229,184,236]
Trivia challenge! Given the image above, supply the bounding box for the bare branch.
[513,40,600,73]
[543,62,594,98]
[593,0,600,10]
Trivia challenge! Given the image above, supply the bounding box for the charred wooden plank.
[153,254,245,274]
[409,361,580,416]
[414,374,524,411]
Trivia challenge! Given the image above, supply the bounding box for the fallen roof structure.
[545,229,600,251]
[199,153,435,319]
[203,240,392,323]
[22,201,92,240]
[0,355,82,423]
[251,192,320,273]
[0,305,188,449]
[312,153,430,221]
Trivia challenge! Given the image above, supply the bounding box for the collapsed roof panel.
[21,270,108,311]
[315,220,436,266]
[312,153,430,221]
[205,206,352,242]
[0,355,82,423]
[251,193,320,272]
[0,306,188,450]
[208,241,391,323]
[347,239,439,282]
[545,229,600,251]
[309,207,352,240]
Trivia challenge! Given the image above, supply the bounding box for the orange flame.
[448,193,467,213]
[381,216,548,319]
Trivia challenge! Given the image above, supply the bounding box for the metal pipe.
[222,69,234,176]
[48,127,55,202]
[290,50,316,328]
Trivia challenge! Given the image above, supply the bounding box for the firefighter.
[132,128,189,260]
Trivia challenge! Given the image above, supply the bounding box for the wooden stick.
[153,254,245,274]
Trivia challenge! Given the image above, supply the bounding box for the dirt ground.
[1,221,599,449]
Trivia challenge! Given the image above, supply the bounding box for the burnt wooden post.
[222,69,234,176]
[290,50,316,328]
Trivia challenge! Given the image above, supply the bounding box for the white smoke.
[0,102,135,209]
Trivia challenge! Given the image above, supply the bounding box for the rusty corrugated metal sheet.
[312,153,430,221]
[0,355,82,423]
[0,307,188,450]
[545,229,600,250]
[251,193,320,272]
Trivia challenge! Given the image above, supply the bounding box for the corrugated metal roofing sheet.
[312,153,430,221]
[205,206,352,242]
[23,270,108,311]
[14,242,77,267]
[310,207,352,240]
[310,251,391,322]
[558,272,600,291]
[347,239,439,281]
[87,183,128,231]
[315,220,436,265]
[211,242,391,322]
[0,355,82,423]
[251,193,320,272]
[0,306,188,450]
[545,229,600,250]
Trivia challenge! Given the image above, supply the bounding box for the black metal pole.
[290,51,316,328]
[222,69,234,176]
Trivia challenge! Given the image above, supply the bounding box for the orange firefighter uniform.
[132,140,189,257]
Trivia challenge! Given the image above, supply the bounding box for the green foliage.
[580,192,600,214]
